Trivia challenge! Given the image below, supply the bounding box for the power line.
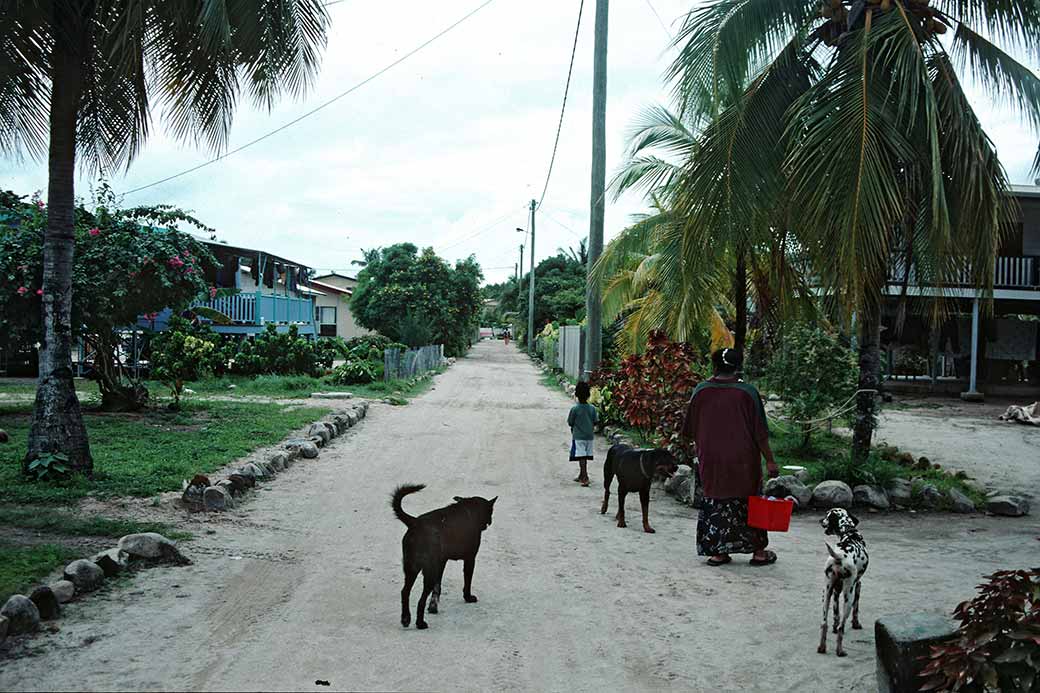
[540,208,583,237]
[121,0,500,197]
[643,0,672,39]
[437,205,527,251]
[535,0,585,211]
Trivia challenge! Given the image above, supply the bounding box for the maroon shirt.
[681,378,770,499]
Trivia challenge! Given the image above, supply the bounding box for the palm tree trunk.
[733,246,748,354]
[851,301,882,465]
[24,35,93,475]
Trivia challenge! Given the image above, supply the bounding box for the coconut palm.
[666,0,1039,462]
[1,1,330,474]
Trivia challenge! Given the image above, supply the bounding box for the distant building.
[306,273,370,340]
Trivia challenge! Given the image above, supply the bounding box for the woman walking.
[681,348,780,566]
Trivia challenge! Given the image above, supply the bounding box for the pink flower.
[88,227,100,237]
[168,256,185,269]
[36,289,43,296]
[209,287,218,299]
[35,201,44,209]
[17,286,28,296]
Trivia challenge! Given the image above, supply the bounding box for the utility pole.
[517,244,524,310]
[584,0,608,380]
[527,199,537,352]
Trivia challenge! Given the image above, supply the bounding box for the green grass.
[0,399,330,504]
[0,507,191,541]
[0,543,82,604]
[147,371,444,401]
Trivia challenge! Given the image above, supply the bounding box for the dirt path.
[2,342,1037,692]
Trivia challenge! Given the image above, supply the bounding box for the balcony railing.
[889,256,1038,290]
[195,292,313,325]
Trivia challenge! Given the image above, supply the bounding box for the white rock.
[49,580,75,604]
[63,559,105,592]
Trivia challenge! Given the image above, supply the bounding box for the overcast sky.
[1,0,1038,286]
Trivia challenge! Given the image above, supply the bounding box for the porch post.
[961,296,983,401]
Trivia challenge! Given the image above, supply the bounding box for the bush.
[151,316,223,405]
[806,452,904,489]
[228,324,340,377]
[325,335,404,385]
[920,568,1040,692]
[766,322,857,448]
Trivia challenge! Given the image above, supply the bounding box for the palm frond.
[0,2,52,161]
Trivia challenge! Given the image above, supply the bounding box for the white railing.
[889,256,1038,289]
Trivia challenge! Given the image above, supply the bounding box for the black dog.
[600,444,678,533]
[392,484,496,630]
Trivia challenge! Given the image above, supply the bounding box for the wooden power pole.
[527,198,537,352]
[584,0,608,379]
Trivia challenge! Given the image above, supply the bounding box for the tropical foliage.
[350,244,483,357]
[602,0,1040,462]
[1,0,331,473]
[327,335,406,385]
[0,187,218,411]
[150,317,223,407]
[226,324,342,378]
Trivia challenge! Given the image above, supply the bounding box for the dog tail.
[391,484,425,527]
[825,542,843,561]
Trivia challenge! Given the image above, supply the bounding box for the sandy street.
[1,341,1037,692]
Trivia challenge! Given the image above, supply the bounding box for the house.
[139,241,319,339]
[306,272,370,340]
[882,184,1040,399]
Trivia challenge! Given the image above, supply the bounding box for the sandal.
[706,555,732,566]
[580,479,590,487]
[749,550,778,567]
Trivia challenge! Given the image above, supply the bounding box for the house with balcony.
[139,241,319,339]
[882,184,1040,399]
[306,272,370,340]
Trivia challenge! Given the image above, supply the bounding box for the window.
[318,306,337,337]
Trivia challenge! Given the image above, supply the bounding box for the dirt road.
[2,341,1037,692]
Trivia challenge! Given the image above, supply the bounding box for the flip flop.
[706,555,732,566]
[749,550,778,567]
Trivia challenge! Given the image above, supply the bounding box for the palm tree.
[596,105,814,354]
[666,0,1039,463]
[1,1,330,474]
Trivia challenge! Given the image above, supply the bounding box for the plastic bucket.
[747,495,794,532]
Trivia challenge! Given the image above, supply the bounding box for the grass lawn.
[0,399,330,504]
[0,543,83,605]
[148,370,445,401]
[0,507,191,541]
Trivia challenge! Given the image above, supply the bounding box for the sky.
[1,0,1038,287]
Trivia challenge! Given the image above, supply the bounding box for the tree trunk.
[733,246,748,355]
[851,301,882,465]
[24,31,93,475]
[90,334,148,412]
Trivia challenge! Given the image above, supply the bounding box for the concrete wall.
[313,291,369,340]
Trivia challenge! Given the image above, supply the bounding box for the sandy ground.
[875,400,1040,495]
[1,341,1038,692]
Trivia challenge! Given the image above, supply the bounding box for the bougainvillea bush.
[920,568,1040,692]
[0,187,218,410]
[592,331,702,456]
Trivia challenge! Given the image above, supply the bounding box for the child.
[568,381,598,486]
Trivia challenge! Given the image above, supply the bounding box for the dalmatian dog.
[817,508,869,657]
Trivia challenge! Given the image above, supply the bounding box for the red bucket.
[747,495,794,532]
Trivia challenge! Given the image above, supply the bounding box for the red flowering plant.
[0,186,218,410]
[598,331,702,458]
[919,568,1040,692]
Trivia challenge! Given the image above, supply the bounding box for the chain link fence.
[384,344,445,382]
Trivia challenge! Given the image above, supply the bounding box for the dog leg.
[428,560,447,615]
[851,581,862,630]
[462,556,478,603]
[601,466,611,514]
[836,585,854,657]
[832,581,841,634]
[616,488,627,528]
[416,566,442,630]
[818,584,832,654]
[639,487,654,533]
[401,566,419,628]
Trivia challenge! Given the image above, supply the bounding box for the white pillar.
[961,296,984,401]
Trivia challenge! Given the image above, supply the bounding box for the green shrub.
[229,324,340,377]
[766,322,857,448]
[151,316,223,405]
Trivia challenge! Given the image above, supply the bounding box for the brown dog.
[392,484,496,630]
[601,444,677,533]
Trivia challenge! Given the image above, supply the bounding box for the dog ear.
[490,496,498,505]
[453,496,464,503]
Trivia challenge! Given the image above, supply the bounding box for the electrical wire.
[643,0,672,39]
[437,205,527,252]
[534,0,584,211]
[121,0,501,197]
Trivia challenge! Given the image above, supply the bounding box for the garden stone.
[299,441,319,459]
[811,480,854,509]
[963,479,988,495]
[345,411,358,426]
[225,474,252,494]
[915,482,942,508]
[321,422,337,440]
[853,485,890,511]
[310,391,353,399]
[765,475,812,509]
[309,435,326,448]
[92,548,127,578]
[244,462,267,479]
[672,476,693,505]
[118,532,190,565]
[887,478,912,506]
[1,595,40,634]
[63,559,105,593]
[283,442,303,461]
[49,580,75,604]
[947,488,976,514]
[986,495,1030,517]
[29,586,59,620]
[204,486,233,511]
[268,453,287,473]
[876,613,958,693]
[308,423,331,444]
